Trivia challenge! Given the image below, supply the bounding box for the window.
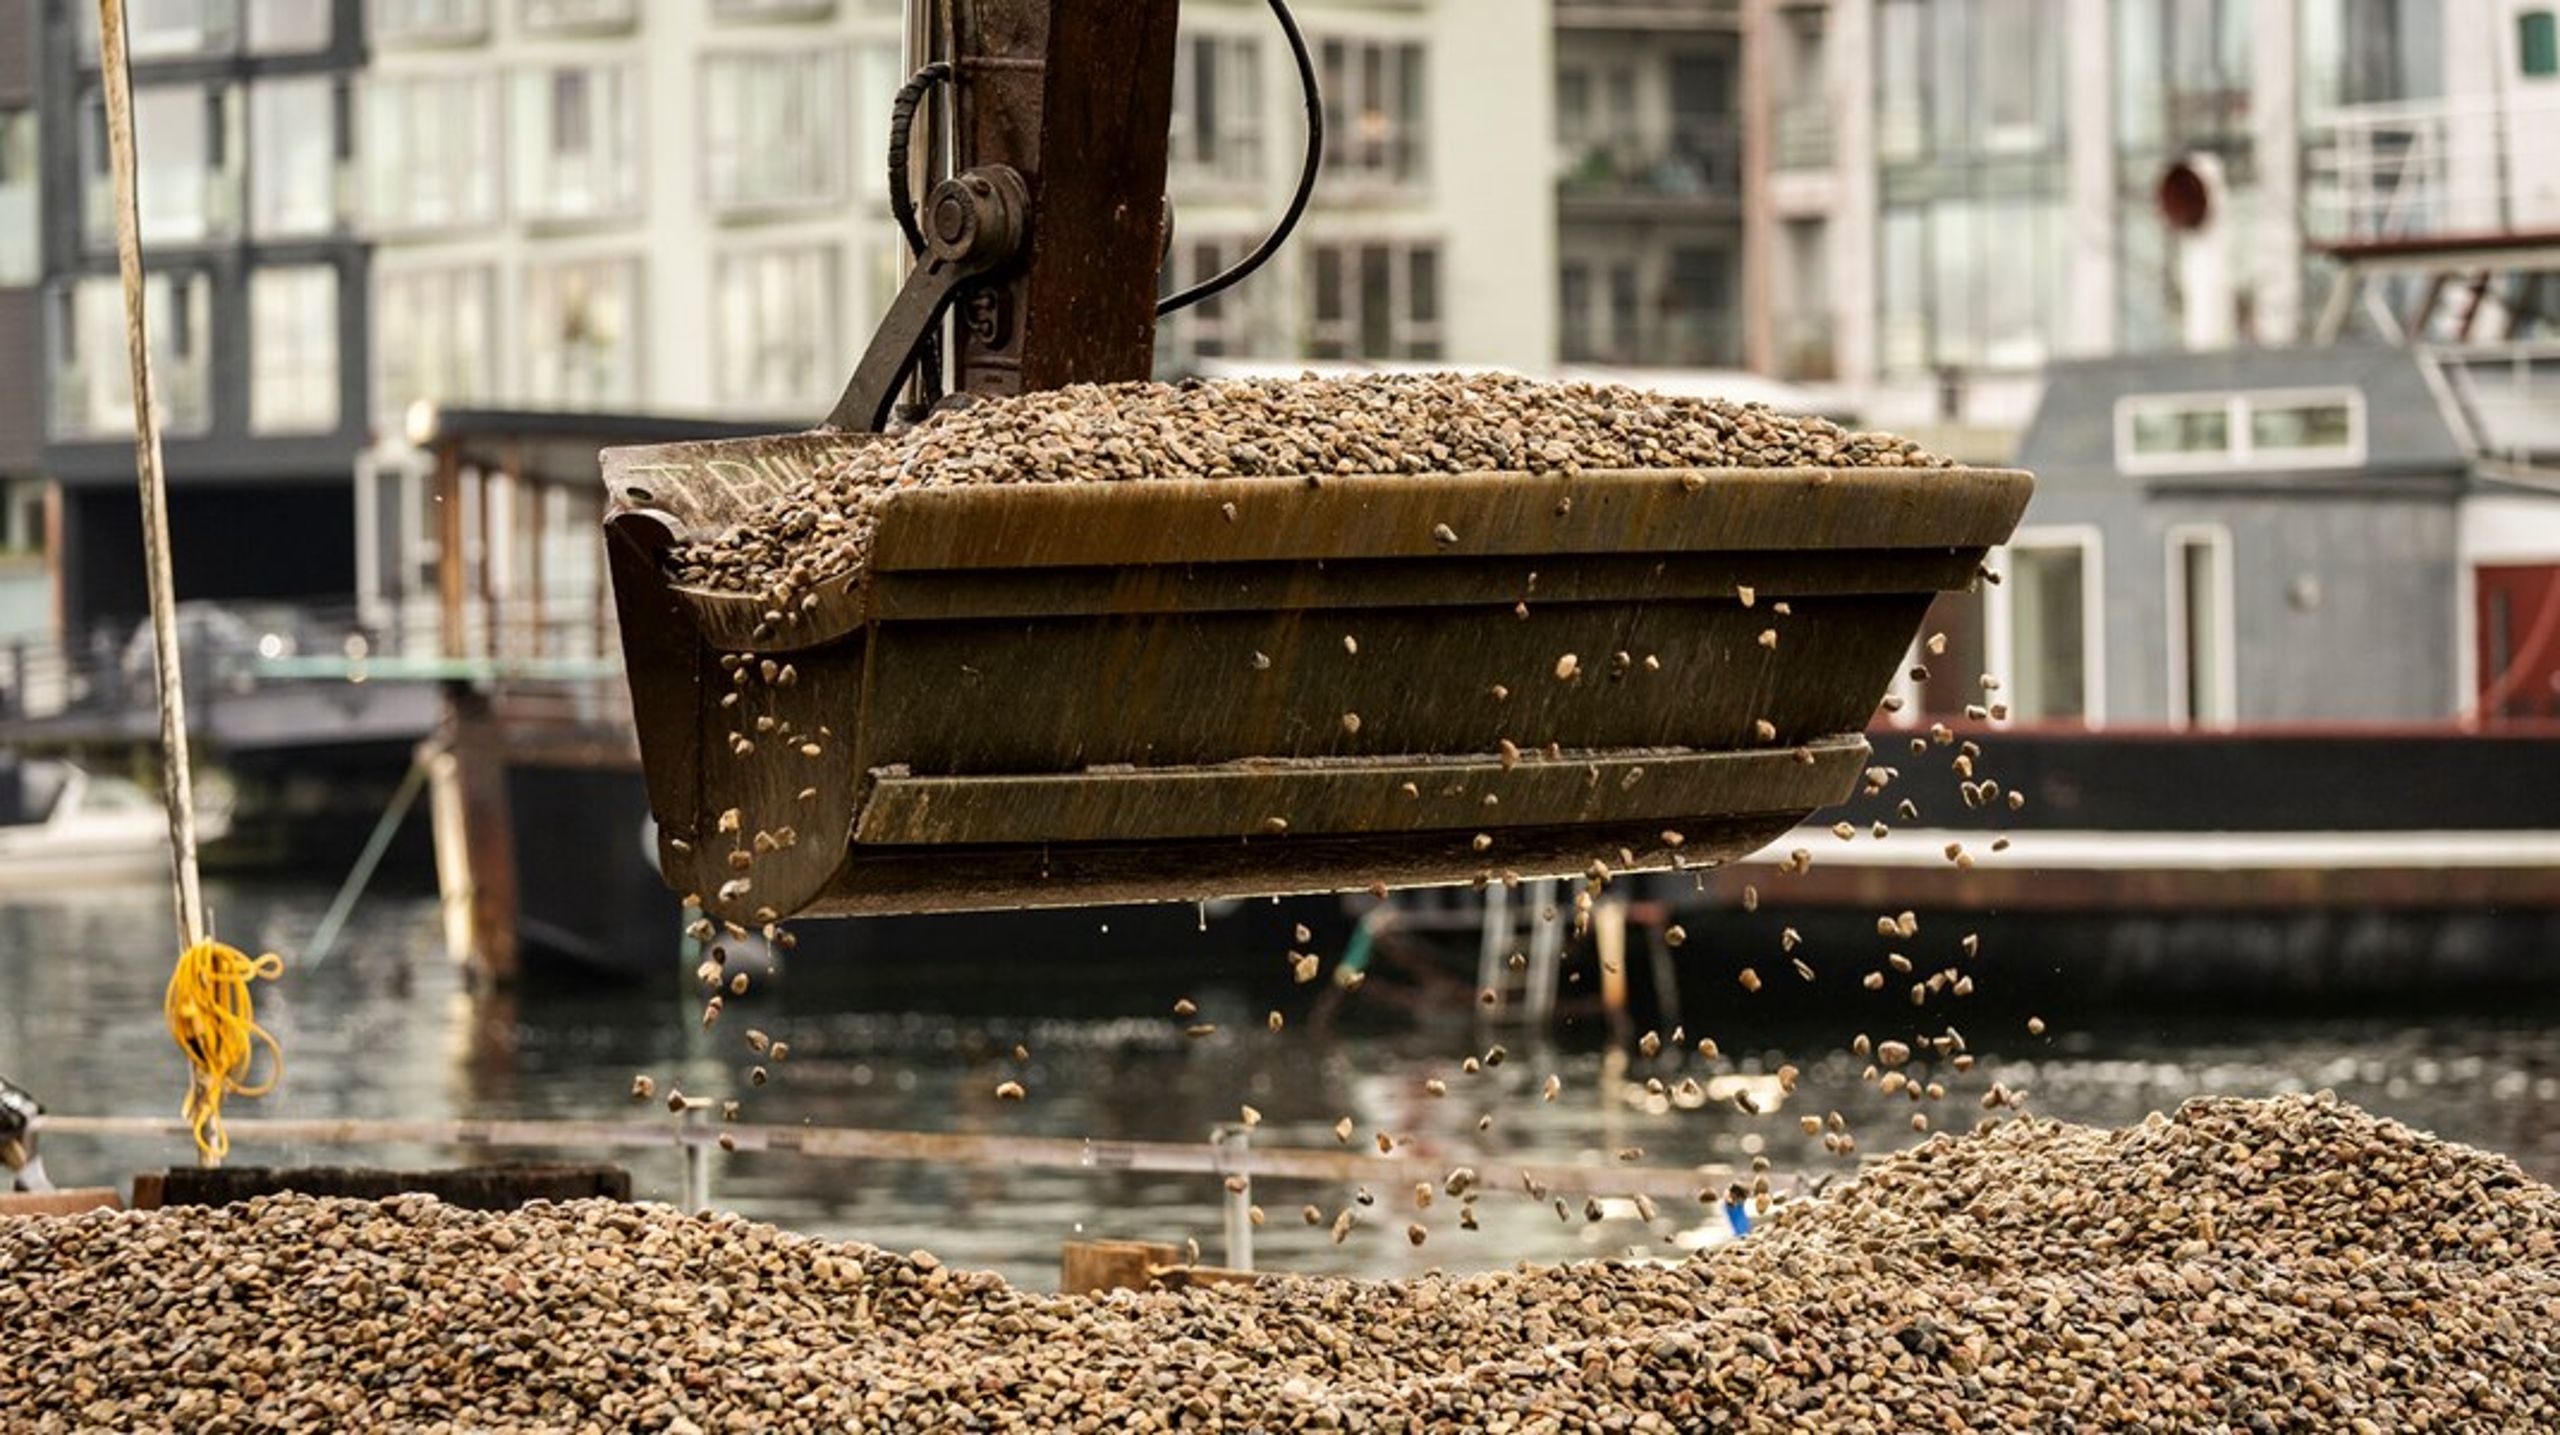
[377,266,497,417]
[2003,536,2100,723]
[1318,37,1425,187]
[512,65,642,222]
[715,247,838,409]
[703,50,848,213]
[2166,526,2236,726]
[82,85,240,250]
[1157,235,1262,368]
[251,266,341,433]
[714,0,836,16]
[362,73,501,231]
[2522,10,2559,77]
[1879,193,2065,373]
[1876,0,2064,161]
[2114,0,2250,155]
[1558,260,1642,364]
[2117,388,2364,472]
[247,0,332,53]
[369,0,491,45]
[2299,0,2443,116]
[0,110,35,286]
[1171,33,1264,188]
[1307,241,1442,361]
[75,0,240,62]
[50,272,214,439]
[523,0,637,32]
[523,257,641,407]
[249,77,343,239]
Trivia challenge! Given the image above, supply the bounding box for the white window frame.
[2163,523,2239,728]
[2114,386,2368,475]
[361,69,503,234]
[1314,31,1429,193]
[701,46,850,216]
[249,263,342,435]
[1170,29,1266,191]
[1305,238,1444,362]
[522,0,637,35]
[711,242,842,410]
[511,62,644,225]
[1985,525,2107,727]
[368,0,491,47]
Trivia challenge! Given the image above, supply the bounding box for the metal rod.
[1525,879,1563,1030]
[31,1114,1745,1201]
[680,1105,712,1213]
[95,0,202,953]
[1212,1124,1253,1272]
[304,759,433,970]
[1475,880,1511,1025]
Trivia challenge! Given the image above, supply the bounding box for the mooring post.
[1211,1124,1253,1272]
[681,1103,712,1213]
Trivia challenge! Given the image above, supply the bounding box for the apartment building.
[1,0,43,634]
[1155,0,1555,372]
[1740,0,2518,440]
[1548,0,1743,369]
[30,0,368,635]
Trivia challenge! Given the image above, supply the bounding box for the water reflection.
[3,880,2555,1290]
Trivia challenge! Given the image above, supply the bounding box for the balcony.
[1774,310,1836,382]
[1562,308,1740,370]
[1775,103,1833,173]
[1558,125,1742,218]
[1555,0,1741,32]
[2304,93,2560,244]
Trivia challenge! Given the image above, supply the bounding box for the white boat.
[0,761,231,890]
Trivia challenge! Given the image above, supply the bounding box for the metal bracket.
[824,164,1030,434]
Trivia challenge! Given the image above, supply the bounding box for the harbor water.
[5,879,2558,1291]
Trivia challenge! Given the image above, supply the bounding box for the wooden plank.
[1061,1239,1179,1295]
[0,1188,121,1218]
[856,738,1867,846]
[867,468,2033,574]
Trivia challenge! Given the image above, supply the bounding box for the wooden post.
[435,445,465,663]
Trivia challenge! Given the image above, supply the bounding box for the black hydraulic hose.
[887,61,952,409]
[1158,0,1323,318]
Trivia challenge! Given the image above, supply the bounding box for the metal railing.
[2424,340,2560,469]
[1558,125,1743,204]
[2304,93,2560,243]
[1775,103,1833,172]
[28,1111,1762,1274]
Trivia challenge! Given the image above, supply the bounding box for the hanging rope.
[96,0,278,1163]
[163,940,284,1164]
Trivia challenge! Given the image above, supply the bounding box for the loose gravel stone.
[6,1094,2549,1430]
[671,373,1952,598]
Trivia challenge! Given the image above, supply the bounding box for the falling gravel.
[669,372,1953,599]
[7,1094,2555,1430]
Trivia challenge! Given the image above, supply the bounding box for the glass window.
[251,265,341,434]
[1317,36,1426,188]
[362,72,501,231]
[2009,543,2091,722]
[2116,0,2250,155]
[83,85,240,250]
[50,272,214,439]
[247,0,332,53]
[703,50,848,213]
[2169,529,2235,726]
[523,257,641,408]
[1876,0,2061,161]
[523,0,637,32]
[2300,0,2443,116]
[249,78,340,239]
[0,110,35,287]
[714,246,838,409]
[2524,10,2560,78]
[1305,241,1442,360]
[2128,401,2231,458]
[713,0,836,17]
[377,266,497,417]
[1882,193,2062,373]
[512,65,642,222]
[76,0,240,62]
[370,0,491,45]
[1172,33,1265,189]
[1158,235,1259,368]
[2248,399,2354,454]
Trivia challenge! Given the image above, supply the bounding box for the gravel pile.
[669,373,1952,598]
[9,1093,2549,1430]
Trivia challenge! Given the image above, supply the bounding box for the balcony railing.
[2305,93,2560,244]
[1775,104,1833,172]
[1555,0,1741,30]
[1562,308,1741,370]
[1558,125,1742,207]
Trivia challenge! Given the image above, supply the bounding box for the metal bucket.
[603,434,2030,922]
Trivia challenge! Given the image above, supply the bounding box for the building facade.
[34,0,371,636]
[1739,0,2541,439]
[0,0,46,636]
[1548,0,1744,369]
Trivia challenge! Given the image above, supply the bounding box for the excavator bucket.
[602,432,2030,925]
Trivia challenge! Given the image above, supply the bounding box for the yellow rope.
[163,939,283,1164]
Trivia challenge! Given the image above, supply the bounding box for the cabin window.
[2004,538,2098,723]
[2166,526,2237,726]
[2523,11,2559,77]
[2116,388,2364,472]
